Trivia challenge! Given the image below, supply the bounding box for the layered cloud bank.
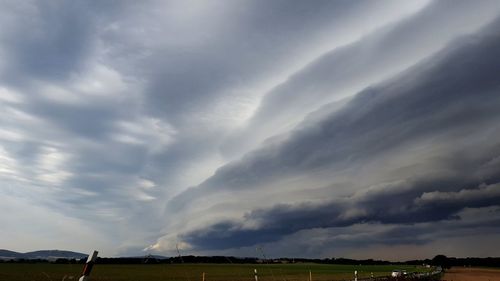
[1,0,500,259]
[165,16,500,257]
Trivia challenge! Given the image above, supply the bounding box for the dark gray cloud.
[171,16,500,251]
[221,0,500,159]
[171,16,500,208]
[248,206,500,258]
[182,179,500,250]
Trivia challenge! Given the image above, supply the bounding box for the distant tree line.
[428,255,500,269]
[1,254,498,267]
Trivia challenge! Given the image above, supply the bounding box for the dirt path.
[442,267,500,281]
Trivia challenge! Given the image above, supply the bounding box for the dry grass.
[442,267,500,281]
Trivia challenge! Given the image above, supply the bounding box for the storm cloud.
[171,17,500,209]
[1,0,500,259]
[167,13,500,255]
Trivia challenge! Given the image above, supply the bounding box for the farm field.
[0,263,429,281]
[441,267,500,281]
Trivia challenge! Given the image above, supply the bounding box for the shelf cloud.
[1,0,500,259]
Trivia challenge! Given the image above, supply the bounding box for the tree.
[431,255,451,269]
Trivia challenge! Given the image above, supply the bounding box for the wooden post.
[78,250,98,281]
[202,272,205,281]
[309,270,312,281]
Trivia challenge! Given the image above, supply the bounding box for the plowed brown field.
[442,267,500,281]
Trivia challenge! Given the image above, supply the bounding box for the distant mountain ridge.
[0,249,88,260]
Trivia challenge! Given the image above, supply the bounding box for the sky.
[1,0,500,260]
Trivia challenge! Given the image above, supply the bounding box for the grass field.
[0,263,430,281]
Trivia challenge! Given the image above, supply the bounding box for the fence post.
[309,270,312,281]
[202,272,205,281]
[354,270,358,281]
[78,250,98,281]
[254,269,258,281]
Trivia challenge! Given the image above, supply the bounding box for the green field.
[0,263,430,281]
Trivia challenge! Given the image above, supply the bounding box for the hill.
[0,250,24,259]
[0,249,87,260]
